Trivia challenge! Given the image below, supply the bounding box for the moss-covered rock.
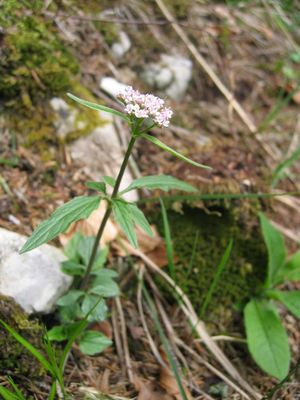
[0,295,46,378]
[153,200,267,326]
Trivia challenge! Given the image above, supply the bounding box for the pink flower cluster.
[117,86,173,127]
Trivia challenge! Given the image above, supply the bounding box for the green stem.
[80,136,137,290]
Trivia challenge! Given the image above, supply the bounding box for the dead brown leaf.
[133,375,173,400]
[159,350,193,400]
[59,202,118,246]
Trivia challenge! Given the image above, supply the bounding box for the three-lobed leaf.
[259,213,286,287]
[81,295,108,322]
[67,93,129,122]
[90,278,120,298]
[244,299,290,380]
[79,330,112,356]
[120,174,197,195]
[142,134,211,169]
[61,260,85,276]
[127,203,153,237]
[112,199,154,247]
[103,176,116,187]
[112,199,137,248]
[20,196,101,253]
[86,181,106,194]
[57,290,85,307]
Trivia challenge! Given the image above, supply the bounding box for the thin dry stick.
[125,242,261,400]
[115,297,134,383]
[112,301,126,378]
[155,0,257,134]
[176,338,252,400]
[136,265,166,366]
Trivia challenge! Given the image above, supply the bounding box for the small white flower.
[117,86,172,127]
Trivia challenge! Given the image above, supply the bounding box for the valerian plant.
[20,86,211,355]
[244,213,300,381]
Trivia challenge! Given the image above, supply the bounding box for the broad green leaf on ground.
[91,268,118,278]
[103,176,116,187]
[59,303,81,323]
[270,290,300,319]
[64,232,82,261]
[56,290,85,307]
[47,325,68,342]
[244,299,290,380]
[141,133,211,169]
[61,260,85,276]
[90,278,119,297]
[20,196,101,253]
[81,294,107,322]
[281,250,300,282]
[79,330,112,356]
[67,93,129,122]
[112,199,137,247]
[127,203,153,237]
[86,181,106,194]
[92,246,109,270]
[272,145,300,187]
[120,175,197,195]
[0,385,21,400]
[259,213,286,287]
[78,236,96,265]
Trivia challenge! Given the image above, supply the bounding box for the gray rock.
[0,228,72,314]
[141,54,193,100]
[50,98,76,140]
[69,111,138,202]
[111,31,131,59]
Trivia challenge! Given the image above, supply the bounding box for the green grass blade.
[0,319,55,376]
[7,377,26,400]
[200,240,233,318]
[43,335,65,395]
[160,198,175,280]
[67,93,129,122]
[48,381,57,400]
[272,145,300,187]
[0,385,20,400]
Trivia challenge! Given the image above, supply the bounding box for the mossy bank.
[152,199,268,327]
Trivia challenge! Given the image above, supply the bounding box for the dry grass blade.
[137,264,166,366]
[125,241,261,399]
[115,297,134,383]
[175,338,252,400]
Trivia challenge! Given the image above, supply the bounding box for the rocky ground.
[0,0,300,399]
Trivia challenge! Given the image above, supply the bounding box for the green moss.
[0,1,78,104]
[153,201,267,325]
[0,295,46,378]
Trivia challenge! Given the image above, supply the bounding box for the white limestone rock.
[111,31,131,58]
[0,228,72,314]
[68,110,138,202]
[100,77,128,99]
[141,54,193,100]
